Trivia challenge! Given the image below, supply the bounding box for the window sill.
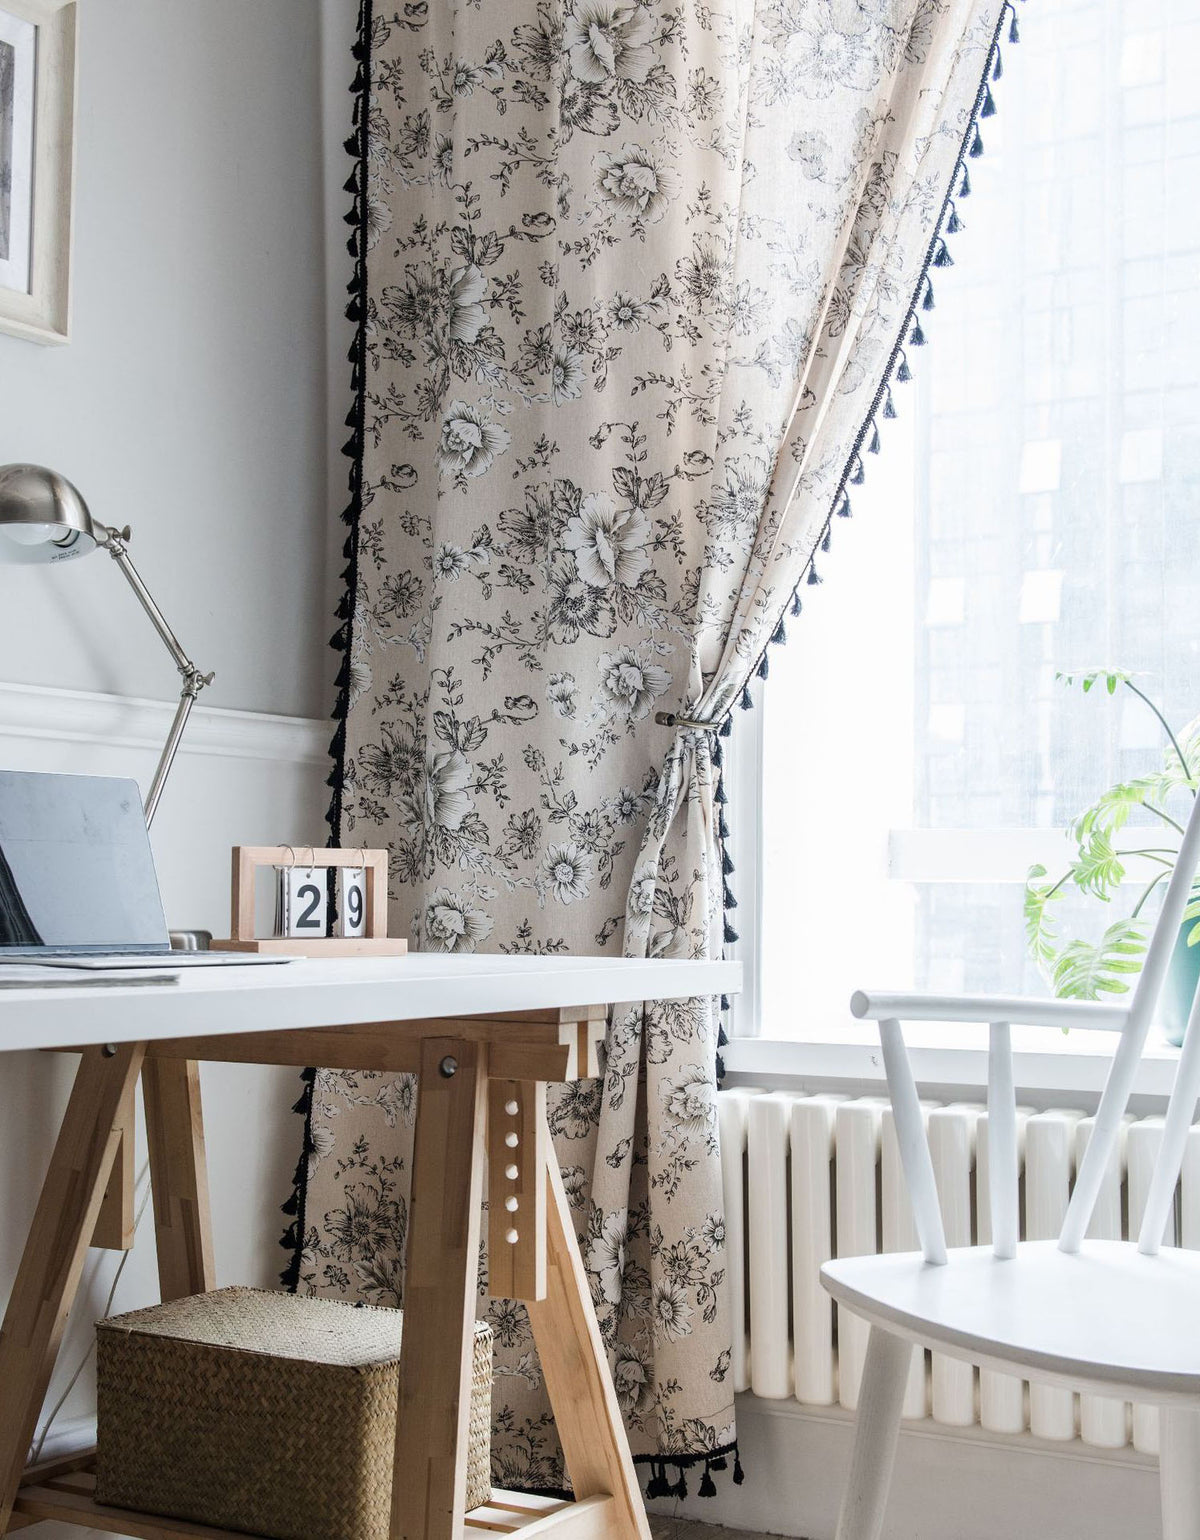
[724,1023,1182,1100]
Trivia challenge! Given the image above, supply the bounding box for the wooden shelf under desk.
[14,1462,617,1540]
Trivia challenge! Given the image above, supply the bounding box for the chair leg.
[834,1326,912,1540]
[1159,1405,1200,1540]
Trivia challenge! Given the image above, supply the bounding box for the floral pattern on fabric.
[299,0,1007,1489]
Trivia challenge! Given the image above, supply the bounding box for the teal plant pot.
[1159,920,1200,1048]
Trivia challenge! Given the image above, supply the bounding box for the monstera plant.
[1025,671,1200,1040]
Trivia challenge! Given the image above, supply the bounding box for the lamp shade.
[0,464,99,564]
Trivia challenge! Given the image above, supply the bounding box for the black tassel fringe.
[279,0,373,1298]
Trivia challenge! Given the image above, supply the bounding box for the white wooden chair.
[821,789,1200,1540]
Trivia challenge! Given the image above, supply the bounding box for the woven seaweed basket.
[96,1287,493,1540]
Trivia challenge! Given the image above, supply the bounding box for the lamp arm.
[96,523,214,827]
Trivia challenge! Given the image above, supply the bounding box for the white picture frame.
[0,0,76,344]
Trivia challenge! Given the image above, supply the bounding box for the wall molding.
[0,681,329,767]
[741,1390,1156,1472]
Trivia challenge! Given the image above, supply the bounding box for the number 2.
[295,884,322,929]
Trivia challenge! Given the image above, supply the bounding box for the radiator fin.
[720,1090,1198,1451]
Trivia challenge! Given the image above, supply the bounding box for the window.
[745,0,1200,1044]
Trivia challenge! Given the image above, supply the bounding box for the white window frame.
[720,703,1182,1098]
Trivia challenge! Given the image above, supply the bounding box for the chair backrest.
[875,786,1200,1266]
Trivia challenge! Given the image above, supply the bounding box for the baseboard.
[0,680,327,765]
[648,1391,1160,1540]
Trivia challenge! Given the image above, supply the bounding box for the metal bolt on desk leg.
[438,1055,458,1078]
[102,1044,117,1058]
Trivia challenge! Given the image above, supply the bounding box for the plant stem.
[1132,871,1168,920]
[1142,800,1186,836]
[1123,679,1196,793]
[1116,849,1175,863]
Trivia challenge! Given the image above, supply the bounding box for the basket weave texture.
[95,1287,493,1540]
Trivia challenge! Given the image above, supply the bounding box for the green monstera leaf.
[1052,920,1149,999]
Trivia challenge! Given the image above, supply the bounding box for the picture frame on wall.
[0,0,76,344]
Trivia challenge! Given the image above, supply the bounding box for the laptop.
[0,769,289,967]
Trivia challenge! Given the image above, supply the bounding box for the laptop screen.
[0,770,170,953]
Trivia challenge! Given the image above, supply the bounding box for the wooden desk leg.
[0,1042,146,1533]
[390,1037,488,1540]
[527,1152,651,1540]
[143,1059,216,1301]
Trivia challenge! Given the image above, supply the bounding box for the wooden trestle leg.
[0,1042,146,1534]
[391,1037,490,1540]
[527,1156,651,1540]
[143,1058,216,1300]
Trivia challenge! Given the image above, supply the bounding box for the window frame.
[721,702,1182,1097]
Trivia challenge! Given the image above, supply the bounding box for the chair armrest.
[849,989,1130,1033]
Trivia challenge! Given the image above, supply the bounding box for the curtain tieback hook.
[655,711,715,731]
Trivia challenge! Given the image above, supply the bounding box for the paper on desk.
[0,965,181,988]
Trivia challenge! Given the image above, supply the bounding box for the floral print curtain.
[291,0,1010,1495]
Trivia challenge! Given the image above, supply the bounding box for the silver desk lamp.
[0,463,214,826]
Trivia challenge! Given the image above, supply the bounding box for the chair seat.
[821,1239,1200,1403]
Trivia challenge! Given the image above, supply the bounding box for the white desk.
[0,954,739,1540]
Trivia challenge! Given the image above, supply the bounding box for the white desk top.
[0,953,741,1054]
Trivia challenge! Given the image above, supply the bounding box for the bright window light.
[751,0,1200,1045]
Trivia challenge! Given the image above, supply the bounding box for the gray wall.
[0,0,358,1497]
[0,0,334,719]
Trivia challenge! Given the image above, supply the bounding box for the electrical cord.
[27,1162,152,1468]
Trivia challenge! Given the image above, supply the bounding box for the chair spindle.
[1061,791,1200,1254]
[1139,983,1200,1255]
[879,1019,947,1265]
[987,1022,1018,1259]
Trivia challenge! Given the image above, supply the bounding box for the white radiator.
[720,1088,1200,1454]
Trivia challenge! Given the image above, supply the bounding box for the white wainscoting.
[648,1392,1157,1540]
[0,682,330,1530]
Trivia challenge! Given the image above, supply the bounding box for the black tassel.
[849,455,865,484]
[739,684,753,710]
[279,1220,299,1251]
[970,126,984,158]
[699,1464,717,1499]
[733,1451,745,1485]
[922,279,935,312]
[755,651,769,680]
[722,884,737,910]
[771,617,786,647]
[724,920,740,944]
[713,776,728,805]
[790,590,803,616]
[993,47,1003,79]
[946,206,962,234]
[883,387,897,420]
[719,998,730,1016]
[807,564,821,585]
[868,422,881,453]
[820,526,832,554]
[712,1456,728,1473]
[910,318,926,346]
[959,165,972,197]
[280,1189,300,1216]
[1009,10,1019,44]
[674,1471,688,1501]
[933,240,953,268]
[836,493,851,517]
[718,715,732,738]
[897,353,912,383]
[717,807,730,840]
[981,84,996,118]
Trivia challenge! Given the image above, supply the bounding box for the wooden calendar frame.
[211,845,408,958]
